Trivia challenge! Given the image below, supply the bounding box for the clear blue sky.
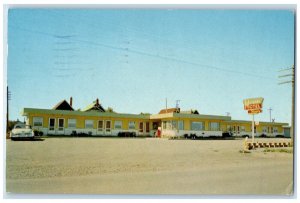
[7,8,294,124]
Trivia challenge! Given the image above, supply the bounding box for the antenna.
[165,98,168,113]
[176,100,180,109]
[268,108,273,122]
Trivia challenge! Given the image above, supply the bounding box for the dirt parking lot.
[6,137,293,195]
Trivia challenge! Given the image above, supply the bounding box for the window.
[85,120,94,129]
[171,121,177,130]
[33,117,43,127]
[162,121,166,130]
[273,127,278,133]
[98,120,103,131]
[191,122,204,131]
[68,119,76,128]
[114,121,122,129]
[227,125,231,131]
[166,121,172,130]
[210,122,220,131]
[178,120,184,130]
[152,122,159,130]
[128,121,135,130]
[262,126,268,133]
[49,118,55,130]
[241,126,245,132]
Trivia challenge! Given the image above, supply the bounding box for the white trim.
[162,129,223,138]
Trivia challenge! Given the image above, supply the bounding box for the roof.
[150,112,231,120]
[22,108,150,119]
[82,101,105,112]
[225,119,289,126]
[159,108,180,114]
[52,100,74,111]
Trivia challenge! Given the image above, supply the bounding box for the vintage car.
[10,123,35,140]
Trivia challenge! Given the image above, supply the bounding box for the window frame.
[33,117,43,127]
[178,120,184,130]
[128,121,136,130]
[191,122,204,131]
[209,122,220,131]
[85,120,94,129]
[114,120,123,129]
[68,118,76,128]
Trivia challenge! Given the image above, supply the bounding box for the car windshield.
[14,124,31,129]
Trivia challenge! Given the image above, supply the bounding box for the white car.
[10,123,35,140]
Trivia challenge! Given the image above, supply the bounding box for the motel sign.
[243,97,264,114]
[243,97,264,143]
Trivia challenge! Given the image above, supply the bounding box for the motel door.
[139,122,144,135]
[105,120,111,135]
[139,122,150,135]
[57,118,65,134]
[146,122,150,135]
[48,118,56,134]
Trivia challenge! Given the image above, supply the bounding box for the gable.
[53,100,74,111]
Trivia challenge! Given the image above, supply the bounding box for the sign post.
[243,97,264,143]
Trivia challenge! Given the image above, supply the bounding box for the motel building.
[21,97,289,138]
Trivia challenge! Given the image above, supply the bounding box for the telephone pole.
[278,65,295,145]
[7,86,11,134]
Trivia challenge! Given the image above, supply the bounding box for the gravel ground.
[5,137,293,195]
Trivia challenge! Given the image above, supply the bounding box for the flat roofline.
[150,113,231,120]
[225,119,289,125]
[22,108,150,119]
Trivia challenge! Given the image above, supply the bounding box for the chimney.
[96,98,99,105]
[70,97,73,107]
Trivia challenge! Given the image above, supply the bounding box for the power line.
[45,9,277,76]
[278,64,295,145]
[9,24,275,80]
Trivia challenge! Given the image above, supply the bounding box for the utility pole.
[268,108,273,122]
[7,86,11,135]
[278,65,295,146]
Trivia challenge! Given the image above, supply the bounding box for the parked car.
[10,123,34,140]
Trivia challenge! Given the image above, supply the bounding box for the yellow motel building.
[21,98,289,138]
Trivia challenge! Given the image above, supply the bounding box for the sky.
[7,8,295,124]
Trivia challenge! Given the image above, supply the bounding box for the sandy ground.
[5,137,293,195]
